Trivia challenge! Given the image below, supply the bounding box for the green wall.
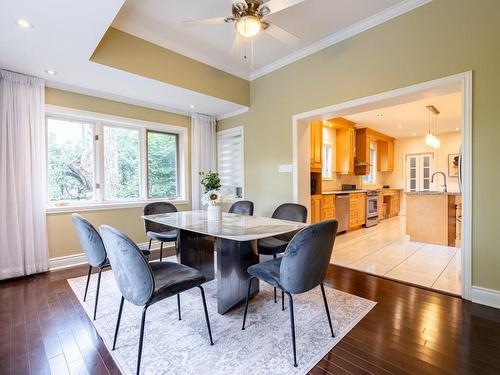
[218,0,500,291]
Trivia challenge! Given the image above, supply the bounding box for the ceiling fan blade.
[265,23,300,45]
[182,17,230,27]
[259,0,305,16]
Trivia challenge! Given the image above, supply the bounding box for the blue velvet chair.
[72,213,151,320]
[257,203,307,307]
[143,202,178,261]
[228,200,254,216]
[242,220,339,367]
[100,225,213,375]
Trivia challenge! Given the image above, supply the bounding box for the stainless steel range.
[365,190,380,227]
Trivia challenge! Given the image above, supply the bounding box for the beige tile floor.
[331,216,462,295]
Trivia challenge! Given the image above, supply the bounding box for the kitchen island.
[405,191,461,246]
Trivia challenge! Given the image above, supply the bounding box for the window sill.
[45,198,190,214]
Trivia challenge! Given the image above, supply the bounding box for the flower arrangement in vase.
[199,170,223,221]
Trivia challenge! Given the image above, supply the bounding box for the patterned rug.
[68,268,375,375]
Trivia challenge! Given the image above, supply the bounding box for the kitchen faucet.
[431,171,447,192]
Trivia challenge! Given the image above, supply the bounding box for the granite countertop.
[404,191,461,196]
[322,189,368,195]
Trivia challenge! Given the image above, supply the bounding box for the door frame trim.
[291,71,473,301]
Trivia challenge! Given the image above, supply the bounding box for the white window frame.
[363,143,377,185]
[217,126,244,202]
[322,141,333,180]
[405,152,435,192]
[45,105,188,213]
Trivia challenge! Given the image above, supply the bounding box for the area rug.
[68,269,375,375]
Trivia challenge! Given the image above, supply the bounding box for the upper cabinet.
[355,127,395,174]
[328,118,356,175]
[354,128,371,176]
[310,121,323,172]
[377,139,394,172]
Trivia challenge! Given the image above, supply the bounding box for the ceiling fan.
[182,0,305,45]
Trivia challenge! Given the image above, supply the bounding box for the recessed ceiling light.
[412,132,417,136]
[455,127,459,131]
[398,123,403,129]
[376,114,383,117]
[45,69,56,75]
[189,104,196,109]
[16,19,33,29]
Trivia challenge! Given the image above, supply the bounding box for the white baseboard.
[471,286,500,309]
[48,241,174,271]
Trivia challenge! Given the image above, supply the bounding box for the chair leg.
[177,294,181,321]
[242,276,255,330]
[198,286,214,345]
[320,283,335,338]
[83,265,92,302]
[273,254,277,303]
[159,242,164,261]
[112,296,125,350]
[285,292,298,367]
[93,268,103,320]
[281,290,285,311]
[136,305,149,375]
[148,239,152,250]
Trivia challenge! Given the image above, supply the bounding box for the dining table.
[142,210,307,314]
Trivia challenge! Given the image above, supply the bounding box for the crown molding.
[249,0,432,81]
[217,106,249,121]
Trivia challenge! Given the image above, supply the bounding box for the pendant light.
[425,105,440,149]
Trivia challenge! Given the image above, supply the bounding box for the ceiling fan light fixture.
[236,15,261,38]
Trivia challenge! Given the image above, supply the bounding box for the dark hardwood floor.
[1,263,500,375]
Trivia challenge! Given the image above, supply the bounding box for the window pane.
[410,179,416,191]
[423,167,429,178]
[410,157,416,168]
[410,168,416,179]
[104,126,140,200]
[423,178,430,190]
[47,117,94,201]
[147,131,178,198]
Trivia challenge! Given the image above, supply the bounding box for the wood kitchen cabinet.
[355,129,370,176]
[310,121,323,172]
[311,195,322,224]
[321,195,336,220]
[382,189,401,218]
[349,193,366,229]
[336,127,355,175]
[377,139,394,172]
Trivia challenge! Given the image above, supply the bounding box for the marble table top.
[142,210,307,242]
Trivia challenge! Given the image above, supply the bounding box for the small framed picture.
[448,153,459,177]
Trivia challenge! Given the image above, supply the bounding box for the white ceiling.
[112,0,407,79]
[0,0,245,117]
[345,92,462,138]
[0,0,431,117]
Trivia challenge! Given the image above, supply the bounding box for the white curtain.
[0,70,48,280]
[191,114,217,210]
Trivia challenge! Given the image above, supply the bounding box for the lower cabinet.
[349,193,366,229]
[311,194,336,223]
[311,195,322,224]
[322,195,336,220]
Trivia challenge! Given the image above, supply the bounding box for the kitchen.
[309,92,462,295]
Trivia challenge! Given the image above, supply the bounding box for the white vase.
[207,204,222,221]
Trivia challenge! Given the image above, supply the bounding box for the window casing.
[322,142,333,179]
[363,144,377,184]
[45,106,187,212]
[217,127,244,200]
